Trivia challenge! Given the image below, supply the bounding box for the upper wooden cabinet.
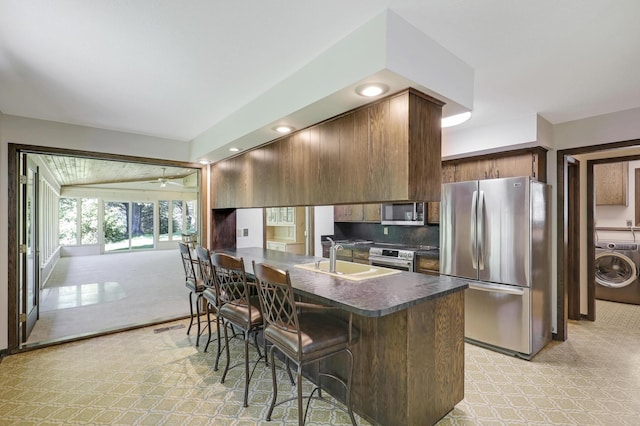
[595,161,628,206]
[334,203,380,222]
[442,148,547,184]
[211,88,444,208]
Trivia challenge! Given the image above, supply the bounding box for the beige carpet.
[2,300,639,425]
[28,250,188,345]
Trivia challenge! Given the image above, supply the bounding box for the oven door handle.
[369,256,412,268]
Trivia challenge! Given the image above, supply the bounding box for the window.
[158,199,197,241]
[59,198,78,245]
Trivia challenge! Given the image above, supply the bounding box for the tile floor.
[27,250,188,345]
[1,300,639,425]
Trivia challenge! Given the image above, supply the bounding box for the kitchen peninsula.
[222,247,468,426]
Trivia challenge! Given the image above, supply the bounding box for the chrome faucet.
[326,237,343,273]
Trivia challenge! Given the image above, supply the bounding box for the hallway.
[27,250,188,345]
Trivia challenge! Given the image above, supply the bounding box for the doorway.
[7,143,205,352]
[557,139,640,340]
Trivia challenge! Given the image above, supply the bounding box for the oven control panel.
[369,247,415,260]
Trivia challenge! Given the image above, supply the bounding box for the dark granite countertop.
[219,247,466,318]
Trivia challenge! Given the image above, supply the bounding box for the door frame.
[7,143,205,353]
[20,156,41,341]
[565,156,581,321]
[556,138,640,341]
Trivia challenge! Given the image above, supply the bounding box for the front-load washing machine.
[595,241,640,305]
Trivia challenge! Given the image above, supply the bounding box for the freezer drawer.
[465,281,531,355]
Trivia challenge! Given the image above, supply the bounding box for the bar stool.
[195,246,224,370]
[252,261,359,426]
[213,252,265,407]
[179,242,205,346]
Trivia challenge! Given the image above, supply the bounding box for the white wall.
[0,115,190,351]
[236,209,264,249]
[314,206,334,257]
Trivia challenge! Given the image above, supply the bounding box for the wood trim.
[636,169,640,226]
[567,157,581,320]
[6,143,206,353]
[7,144,20,351]
[555,152,568,340]
[586,161,596,321]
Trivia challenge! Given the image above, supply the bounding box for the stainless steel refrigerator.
[440,176,551,359]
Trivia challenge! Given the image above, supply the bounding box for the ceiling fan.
[152,168,183,188]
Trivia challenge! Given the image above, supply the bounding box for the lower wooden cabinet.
[416,255,440,275]
[266,240,304,254]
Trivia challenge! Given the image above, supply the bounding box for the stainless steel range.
[369,246,416,272]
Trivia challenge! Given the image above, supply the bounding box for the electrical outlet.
[384,227,389,235]
[627,220,633,227]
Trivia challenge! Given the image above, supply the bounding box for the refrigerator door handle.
[477,190,485,270]
[468,283,525,296]
[471,190,478,270]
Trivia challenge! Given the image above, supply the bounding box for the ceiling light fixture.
[355,83,389,97]
[441,111,472,128]
[199,160,209,165]
[274,125,294,134]
[229,147,240,152]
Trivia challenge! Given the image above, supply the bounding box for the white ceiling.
[2,1,640,162]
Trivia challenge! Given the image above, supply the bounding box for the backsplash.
[334,222,440,247]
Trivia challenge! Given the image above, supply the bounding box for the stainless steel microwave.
[380,202,425,226]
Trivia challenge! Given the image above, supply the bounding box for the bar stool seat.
[265,312,356,360]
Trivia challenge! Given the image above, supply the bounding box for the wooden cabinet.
[266,240,304,254]
[442,148,547,184]
[426,202,440,224]
[266,207,297,226]
[352,248,370,264]
[416,255,440,275]
[334,203,380,222]
[363,203,381,222]
[212,88,443,208]
[595,161,628,205]
[334,204,364,222]
[265,206,306,254]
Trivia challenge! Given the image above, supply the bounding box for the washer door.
[595,251,638,288]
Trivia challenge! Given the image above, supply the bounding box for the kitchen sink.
[294,260,401,281]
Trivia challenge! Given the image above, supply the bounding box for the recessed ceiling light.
[229,147,240,152]
[441,111,472,128]
[274,125,294,134]
[355,83,389,97]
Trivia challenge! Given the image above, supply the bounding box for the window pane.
[172,200,183,239]
[59,198,77,245]
[80,198,98,244]
[104,201,129,252]
[159,200,169,241]
[131,202,154,250]
[185,200,197,232]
